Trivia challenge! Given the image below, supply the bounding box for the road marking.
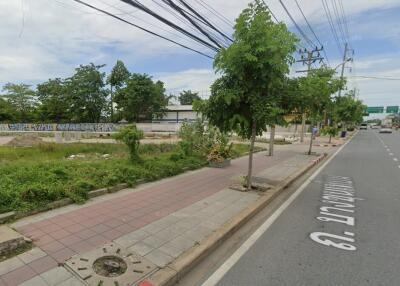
[394,158,398,162]
[389,153,394,156]
[387,149,391,152]
[200,135,355,286]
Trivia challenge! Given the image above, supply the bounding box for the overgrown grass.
[0,142,261,213]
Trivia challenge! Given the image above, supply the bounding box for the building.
[152,105,199,123]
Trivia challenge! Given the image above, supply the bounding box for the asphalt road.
[207,130,400,286]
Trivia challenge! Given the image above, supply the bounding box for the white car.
[379,126,392,133]
[359,123,368,130]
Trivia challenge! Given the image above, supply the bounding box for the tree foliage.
[107,60,130,89]
[198,0,298,189]
[201,1,298,138]
[66,63,108,123]
[1,83,36,122]
[36,78,70,123]
[179,90,201,105]
[114,73,168,122]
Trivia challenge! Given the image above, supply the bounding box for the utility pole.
[338,42,352,97]
[296,47,324,150]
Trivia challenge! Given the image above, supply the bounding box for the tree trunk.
[247,121,257,191]
[329,134,332,143]
[268,125,275,156]
[300,113,306,143]
[308,123,314,155]
[110,85,114,123]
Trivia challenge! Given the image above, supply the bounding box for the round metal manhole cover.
[93,256,128,278]
[65,243,157,286]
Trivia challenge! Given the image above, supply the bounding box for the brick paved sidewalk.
[0,149,313,286]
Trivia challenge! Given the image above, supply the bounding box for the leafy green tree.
[0,97,15,122]
[107,60,130,122]
[334,93,366,128]
[179,90,201,105]
[266,77,300,156]
[199,0,298,189]
[298,66,344,154]
[114,73,168,122]
[1,83,36,122]
[36,78,70,123]
[66,63,107,123]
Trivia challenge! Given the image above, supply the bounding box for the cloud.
[155,69,216,95]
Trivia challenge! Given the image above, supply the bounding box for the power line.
[70,0,214,58]
[331,0,347,45]
[177,0,233,43]
[293,0,329,65]
[193,0,234,28]
[262,0,279,22]
[321,0,342,54]
[163,0,223,49]
[278,0,316,49]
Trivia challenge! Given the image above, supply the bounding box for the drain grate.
[65,243,157,286]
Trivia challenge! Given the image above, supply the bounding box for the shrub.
[114,125,144,161]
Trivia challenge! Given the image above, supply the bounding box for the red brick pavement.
[2,150,295,285]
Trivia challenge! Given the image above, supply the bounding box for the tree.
[266,77,299,156]
[179,90,201,105]
[0,97,15,122]
[1,83,36,122]
[298,66,344,154]
[107,60,130,122]
[114,73,168,122]
[36,78,70,123]
[66,63,108,123]
[199,0,298,190]
[334,93,366,129]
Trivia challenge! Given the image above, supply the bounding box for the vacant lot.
[0,142,259,213]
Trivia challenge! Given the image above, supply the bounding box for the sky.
[0,0,399,118]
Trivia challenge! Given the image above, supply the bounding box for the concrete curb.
[141,153,328,286]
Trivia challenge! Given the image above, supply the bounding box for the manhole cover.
[93,256,127,277]
[65,243,157,286]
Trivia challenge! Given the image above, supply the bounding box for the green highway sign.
[386,106,399,113]
[366,106,384,114]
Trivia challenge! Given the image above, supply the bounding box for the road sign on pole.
[386,106,399,113]
[366,107,384,114]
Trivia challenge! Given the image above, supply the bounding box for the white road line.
[200,135,355,286]
[389,153,394,156]
[394,158,398,162]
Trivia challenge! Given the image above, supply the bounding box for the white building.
[152,105,199,123]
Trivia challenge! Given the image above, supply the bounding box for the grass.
[0,142,262,213]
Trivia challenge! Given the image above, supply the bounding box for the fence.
[0,123,182,133]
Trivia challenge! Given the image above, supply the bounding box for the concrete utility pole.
[338,43,351,97]
[296,47,325,150]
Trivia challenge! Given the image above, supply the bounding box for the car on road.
[359,123,368,130]
[379,126,392,133]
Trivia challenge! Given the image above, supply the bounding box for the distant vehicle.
[360,123,368,130]
[371,124,380,129]
[379,126,392,133]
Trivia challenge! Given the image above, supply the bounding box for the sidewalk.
[0,145,336,286]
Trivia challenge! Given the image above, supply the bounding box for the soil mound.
[6,135,43,147]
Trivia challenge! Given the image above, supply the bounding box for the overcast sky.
[1,0,399,116]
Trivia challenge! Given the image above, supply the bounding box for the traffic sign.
[366,106,384,113]
[386,106,399,113]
